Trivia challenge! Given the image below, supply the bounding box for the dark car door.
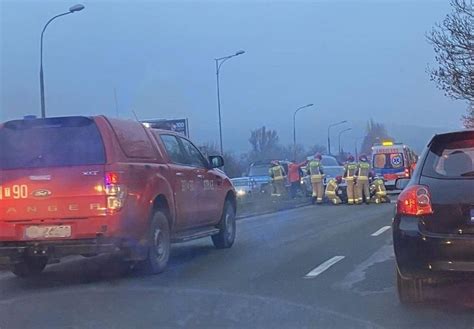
[418,131,474,235]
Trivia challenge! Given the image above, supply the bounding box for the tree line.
[200,120,391,178]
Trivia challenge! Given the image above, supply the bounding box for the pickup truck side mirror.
[395,178,410,190]
[209,155,224,168]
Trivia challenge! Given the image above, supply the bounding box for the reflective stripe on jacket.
[269,165,285,180]
[325,179,338,195]
[374,179,386,195]
[357,162,371,180]
[308,160,323,176]
[344,162,358,180]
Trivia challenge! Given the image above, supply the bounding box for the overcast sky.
[0,0,468,152]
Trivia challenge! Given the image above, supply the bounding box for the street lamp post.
[327,120,347,156]
[354,136,365,160]
[338,128,352,155]
[215,50,245,155]
[39,4,85,119]
[292,103,314,160]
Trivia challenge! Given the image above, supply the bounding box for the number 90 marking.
[12,185,28,199]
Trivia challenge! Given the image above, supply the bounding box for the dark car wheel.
[141,211,171,274]
[397,270,426,304]
[11,257,48,278]
[212,201,236,249]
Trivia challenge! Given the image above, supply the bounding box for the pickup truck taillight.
[105,172,126,211]
[396,185,433,216]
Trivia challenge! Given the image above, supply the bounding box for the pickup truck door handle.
[176,172,184,177]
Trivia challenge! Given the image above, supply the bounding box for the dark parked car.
[393,129,474,303]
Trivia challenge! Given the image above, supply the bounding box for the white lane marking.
[371,226,391,237]
[304,256,345,279]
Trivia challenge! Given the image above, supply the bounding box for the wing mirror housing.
[395,178,410,190]
[209,155,224,168]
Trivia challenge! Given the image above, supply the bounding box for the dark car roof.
[428,129,474,146]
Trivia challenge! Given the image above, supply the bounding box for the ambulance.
[371,141,418,189]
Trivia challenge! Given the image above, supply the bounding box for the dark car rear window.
[422,131,474,179]
[0,117,106,170]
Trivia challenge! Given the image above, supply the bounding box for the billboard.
[142,119,189,137]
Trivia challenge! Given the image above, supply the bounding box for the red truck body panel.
[0,116,234,265]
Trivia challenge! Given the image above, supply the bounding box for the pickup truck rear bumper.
[0,238,122,265]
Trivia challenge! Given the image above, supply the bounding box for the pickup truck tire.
[212,201,236,249]
[142,211,171,274]
[11,256,48,278]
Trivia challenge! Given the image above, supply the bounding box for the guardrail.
[236,192,311,219]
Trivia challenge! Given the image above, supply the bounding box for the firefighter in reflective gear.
[269,160,287,196]
[370,178,389,203]
[343,155,358,205]
[307,153,325,203]
[355,154,371,204]
[325,176,342,205]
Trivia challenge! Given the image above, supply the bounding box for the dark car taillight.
[397,185,433,216]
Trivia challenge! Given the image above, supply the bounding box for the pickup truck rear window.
[0,117,106,170]
[422,132,474,179]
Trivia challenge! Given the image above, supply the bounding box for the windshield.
[248,165,270,176]
[321,157,339,166]
[324,167,345,178]
[0,117,106,169]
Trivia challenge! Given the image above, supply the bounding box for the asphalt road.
[1,203,473,329]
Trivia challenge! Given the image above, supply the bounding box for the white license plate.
[25,225,72,239]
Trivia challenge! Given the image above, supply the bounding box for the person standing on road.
[307,153,325,204]
[355,154,371,204]
[343,155,358,205]
[269,160,287,197]
[325,176,342,205]
[288,160,308,199]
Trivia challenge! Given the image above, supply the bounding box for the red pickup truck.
[0,116,236,277]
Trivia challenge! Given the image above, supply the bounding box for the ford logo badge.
[32,189,52,198]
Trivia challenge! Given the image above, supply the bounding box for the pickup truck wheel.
[397,270,426,304]
[11,257,48,278]
[142,211,170,274]
[212,201,236,249]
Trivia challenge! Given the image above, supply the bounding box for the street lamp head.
[69,4,85,12]
[235,50,245,56]
[307,103,314,107]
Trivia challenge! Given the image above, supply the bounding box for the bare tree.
[248,126,281,161]
[361,119,392,155]
[199,142,246,178]
[427,0,473,126]
[463,102,474,128]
